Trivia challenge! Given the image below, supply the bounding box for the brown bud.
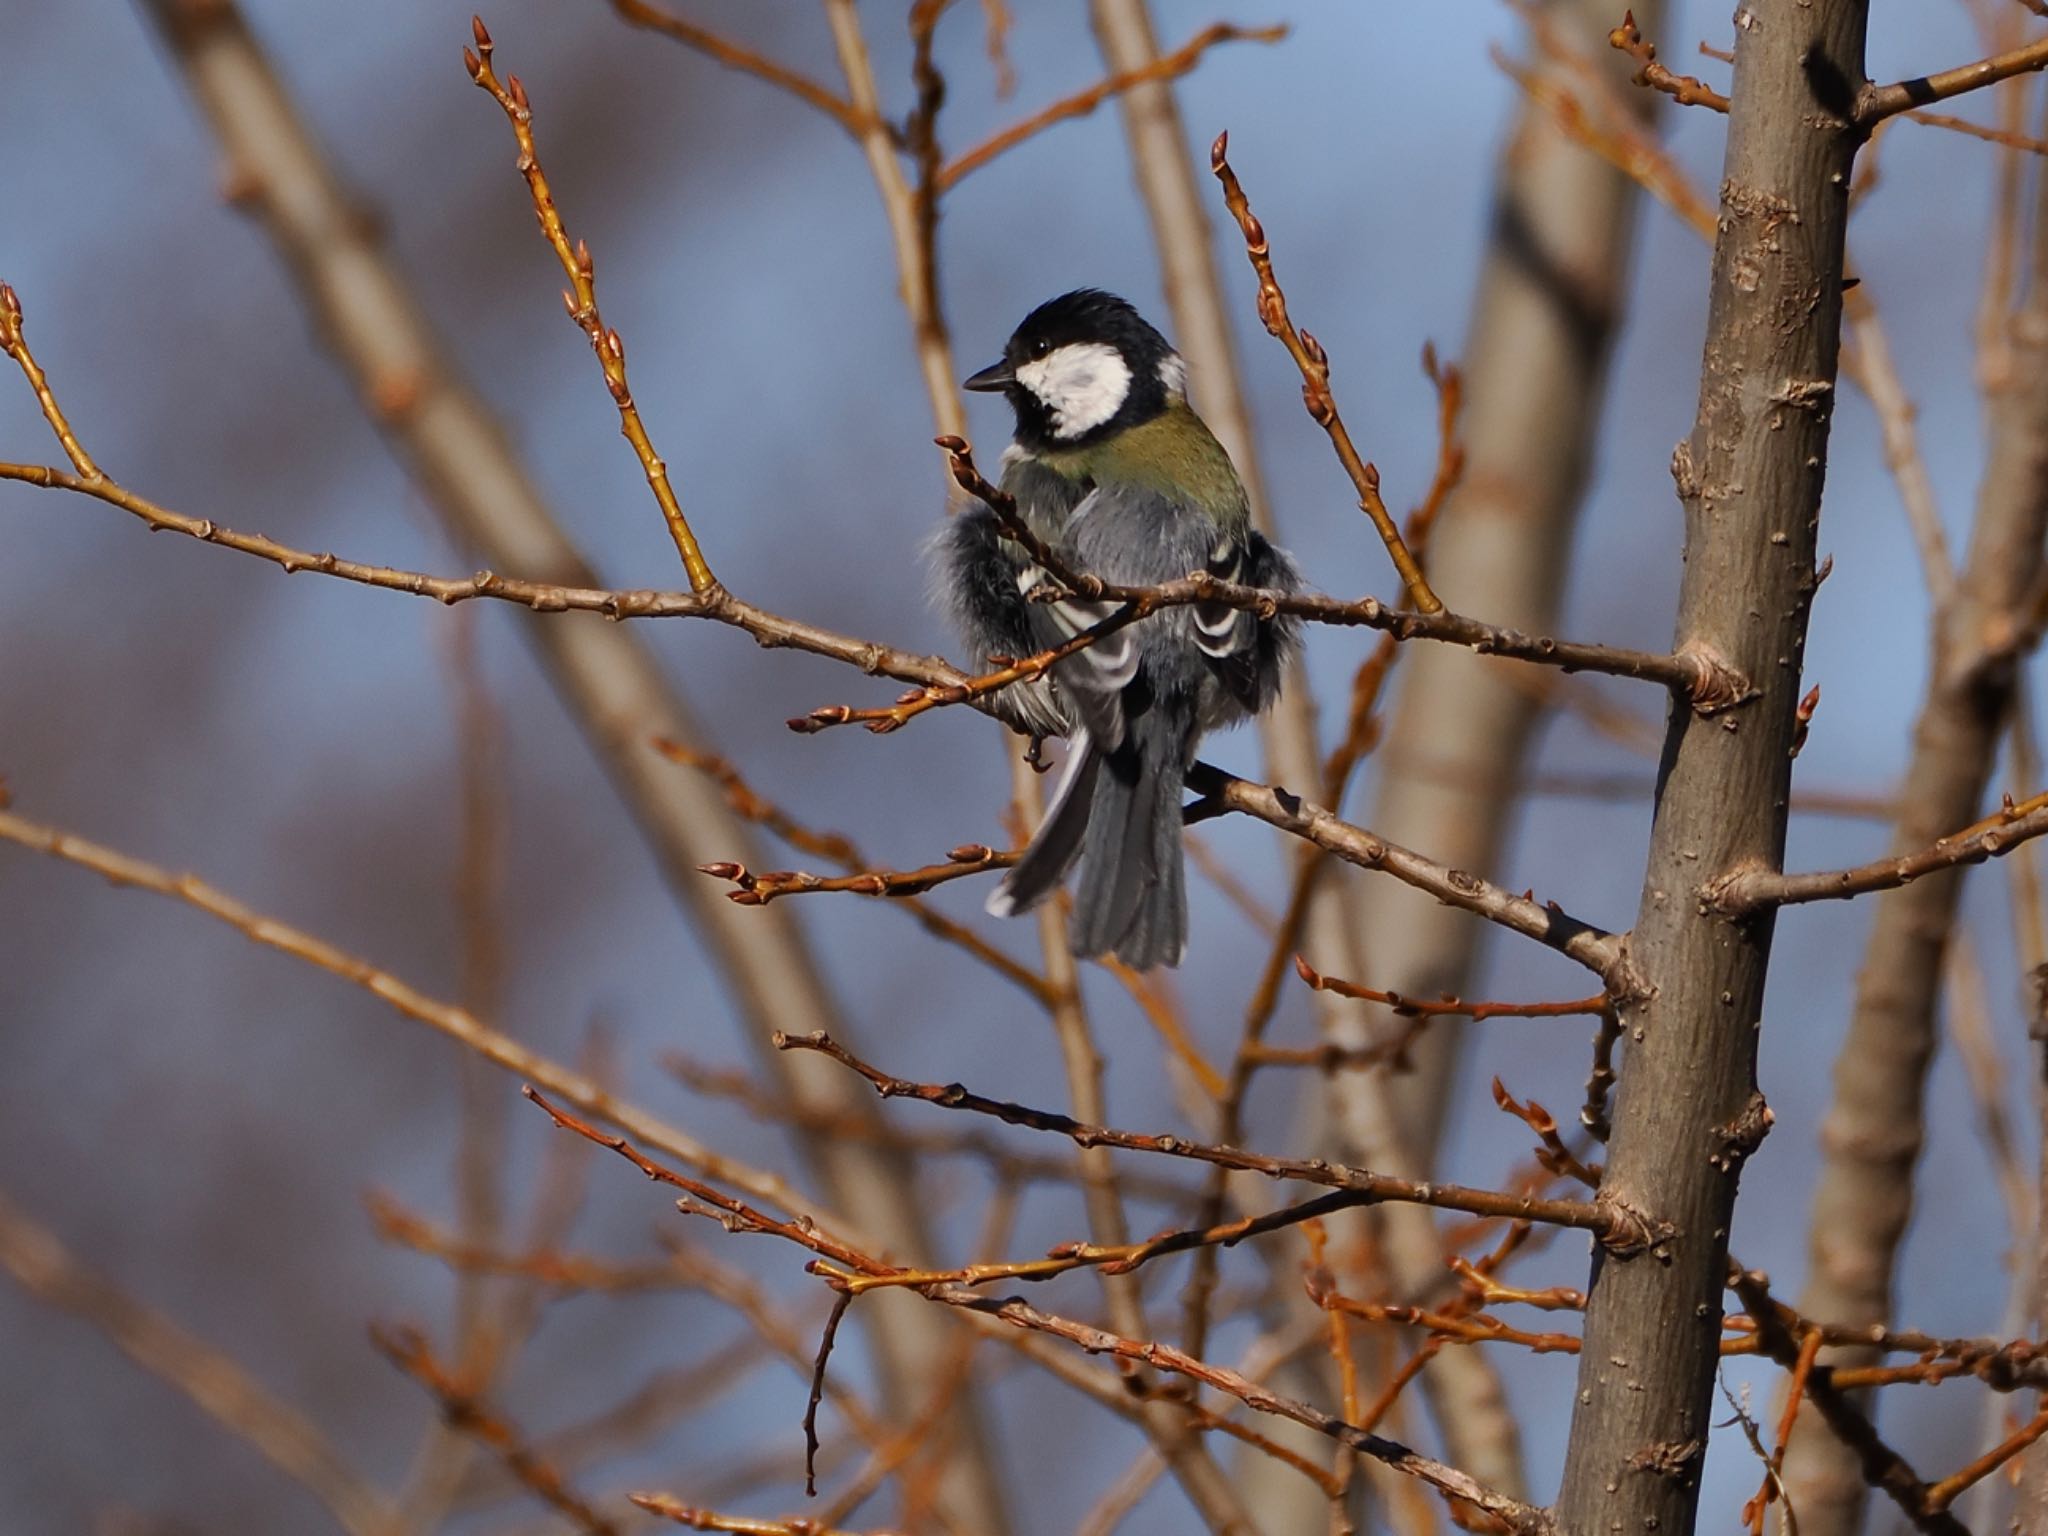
[574,237,592,276]
[1292,954,1319,987]
[471,15,492,50]
[1299,329,1327,367]
[933,433,967,453]
[1209,130,1229,169]
[508,75,529,112]
[697,861,745,881]
[462,45,481,79]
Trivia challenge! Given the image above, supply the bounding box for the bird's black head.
[963,289,1186,451]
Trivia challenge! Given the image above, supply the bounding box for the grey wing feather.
[925,507,1067,737]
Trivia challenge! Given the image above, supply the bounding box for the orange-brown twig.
[0,453,1722,698]
[653,741,1048,1001]
[606,0,886,140]
[937,23,1285,189]
[1209,133,1439,613]
[1490,1079,1603,1189]
[1310,1285,1582,1358]
[789,625,1140,736]
[1923,1408,2048,1511]
[776,1029,1634,1242]
[1905,108,2048,156]
[374,1324,623,1535]
[1494,45,1716,240]
[699,844,1017,905]
[464,19,714,591]
[530,1078,1546,1531]
[633,1494,900,1534]
[0,803,851,1233]
[664,1056,1198,1200]
[813,1188,1373,1297]
[1608,9,1729,111]
[1745,1328,1822,1535]
[1298,957,1609,1024]
[367,1194,690,1294]
[1096,958,1228,1098]
[0,282,99,477]
[0,1187,393,1536]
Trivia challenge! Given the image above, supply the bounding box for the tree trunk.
[1555,5,1867,1533]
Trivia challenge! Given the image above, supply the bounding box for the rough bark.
[1554,6,1867,1534]
[1781,198,2048,1532]
[132,5,1012,1529]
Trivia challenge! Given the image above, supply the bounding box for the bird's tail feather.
[986,731,1101,920]
[1070,712,1188,970]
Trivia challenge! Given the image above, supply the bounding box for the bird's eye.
[1029,337,1052,359]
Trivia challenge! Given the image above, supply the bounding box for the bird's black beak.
[963,359,1015,392]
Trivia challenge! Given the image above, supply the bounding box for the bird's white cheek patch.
[1016,342,1133,439]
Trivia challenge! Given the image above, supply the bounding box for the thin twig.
[0,1188,395,1536]
[936,22,1285,189]
[464,22,712,590]
[1209,134,1438,612]
[0,281,100,477]
[606,0,883,139]
[1191,767,1627,983]
[373,1324,622,1535]
[775,1030,1635,1243]
[0,456,1717,700]
[0,805,856,1237]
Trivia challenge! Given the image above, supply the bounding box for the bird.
[931,289,1301,969]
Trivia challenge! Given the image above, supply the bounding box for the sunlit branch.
[464,20,714,591]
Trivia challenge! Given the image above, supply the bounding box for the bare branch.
[1191,766,1627,982]
[605,0,883,139]
[463,21,713,591]
[774,1030,1631,1241]
[1209,133,1438,613]
[0,1187,394,1536]
[0,804,853,1236]
[1710,790,2048,914]
[936,22,1285,190]
[374,1325,622,1535]
[1860,33,2048,125]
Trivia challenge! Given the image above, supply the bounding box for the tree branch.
[0,1186,395,1536]
[1191,766,1627,982]
[1708,790,2048,914]
[1859,33,2048,126]
[775,1030,1634,1242]
[464,20,713,591]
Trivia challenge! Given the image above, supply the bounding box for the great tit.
[933,289,1301,969]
